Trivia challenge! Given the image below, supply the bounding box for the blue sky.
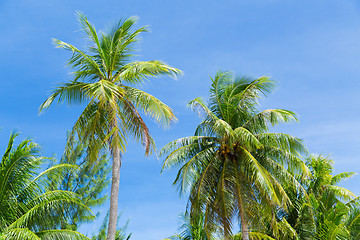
[1,0,360,239]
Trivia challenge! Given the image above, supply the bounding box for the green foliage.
[0,132,91,239]
[91,211,131,240]
[274,154,360,240]
[166,212,216,240]
[308,155,360,240]
[161,71,307,239]
[46,132,111,230]
[233,232,277,240]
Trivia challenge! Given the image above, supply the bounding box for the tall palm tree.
[39,13,181,240]
[0,132,91,239]
[161,71,308,240]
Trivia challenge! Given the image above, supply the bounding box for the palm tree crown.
[301,155,358,240]
[40,13,181,159]
[161,71,308,240]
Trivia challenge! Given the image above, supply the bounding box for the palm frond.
[331,172,356,185]
[243,109,298,133]
[3,228,40,240]
[36,229,91,240]
[39,81,89,112]
[115,61,181,84]
[124,86,177,126]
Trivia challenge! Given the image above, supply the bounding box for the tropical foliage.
[91,211,131,240]
[0,133,91,239]
[276,155,360,240]
[39,12,181,240]
[161,71,308,240]
[1,10,358,240]
[165,212,216,240]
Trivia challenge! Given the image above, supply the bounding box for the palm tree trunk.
[240,209,250,240]
[106,145,121,240]
[233,160,250,240]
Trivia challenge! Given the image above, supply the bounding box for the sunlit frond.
[116,61,181,84]
[161,136,217,171]
[124,86,177,127]
[331,172,356,185]
[4,228,40,240]
[53,39,105,81]
[39,81,89,112]
[328,186,356,201]
[243,109,298,133]
[188,97,218,122]
[36,229,91,240]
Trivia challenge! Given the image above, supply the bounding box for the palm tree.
[261,154,360,240]
[305,155,356,201]
[161,71,308,240]
[283,155,360,240]
[0,132,91,239]
[39,13,181,240]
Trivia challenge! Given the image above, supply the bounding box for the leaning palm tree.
[39,13,181,240]
[0,132,91,239]
[161,71,308,240]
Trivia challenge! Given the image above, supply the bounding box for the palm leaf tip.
[52,38,68,49]
[39,96,55,113]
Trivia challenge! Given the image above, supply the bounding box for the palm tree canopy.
[161,71,308,238]
[306,155,359,240]
[39,12,182,161]
[305,155,356,201]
